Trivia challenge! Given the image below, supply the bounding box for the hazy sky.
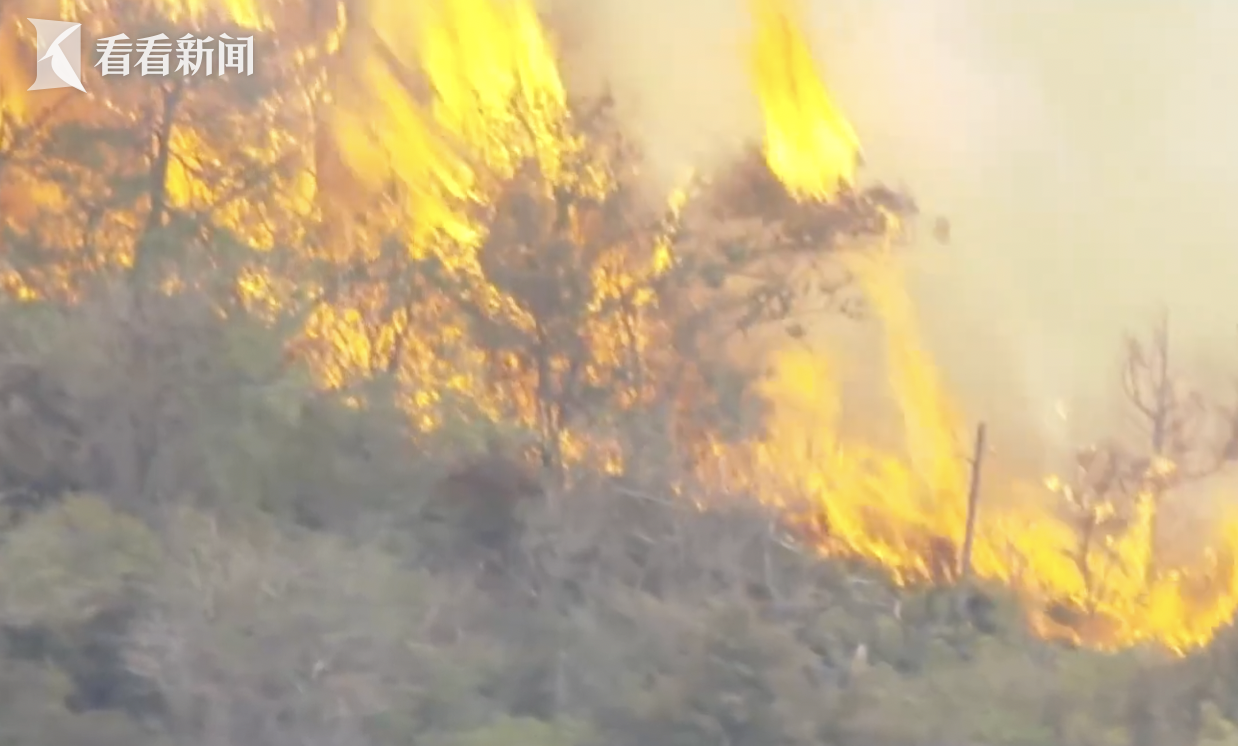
[566,0,1238,460]
[818,1,1238,444]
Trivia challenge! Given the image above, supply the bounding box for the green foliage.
[1201,702,1238,746]
[0,289,424,531]
[0,494,160,626]
[125,506,499,745]
[432,717,595,746]
[596,601,830,746]
[0,658,159,746]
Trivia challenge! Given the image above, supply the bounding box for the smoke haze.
[556,0,1238,469]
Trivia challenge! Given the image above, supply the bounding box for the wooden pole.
[959,422,987,581]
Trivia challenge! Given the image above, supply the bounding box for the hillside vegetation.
[0,277,1235,745]
[2,0,1238,743]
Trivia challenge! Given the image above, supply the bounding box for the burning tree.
[12,1,1238,745]
[1042,312,1238,646]
[6,0,1238,664]
[1,0,903,492]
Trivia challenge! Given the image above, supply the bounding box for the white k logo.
[27,19,85,92]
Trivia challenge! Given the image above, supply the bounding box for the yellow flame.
[752,247,1238,651]
[333,0,581,249]
[744,0,1238,652]
[850,249,968,509]
[417,0,569,180]
[6,0,1238,656]
[151,0,268,28]
[747,0,860,200]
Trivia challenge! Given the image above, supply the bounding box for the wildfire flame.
[743,0,1238,651]
[2,0,1238,654]
[747,0,859,201]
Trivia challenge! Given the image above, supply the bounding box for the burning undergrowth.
[1,0,1238,658]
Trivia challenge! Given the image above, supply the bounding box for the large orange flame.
[744,0,1238,652]
[4,0,1238,655]
[747,0,859,200]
